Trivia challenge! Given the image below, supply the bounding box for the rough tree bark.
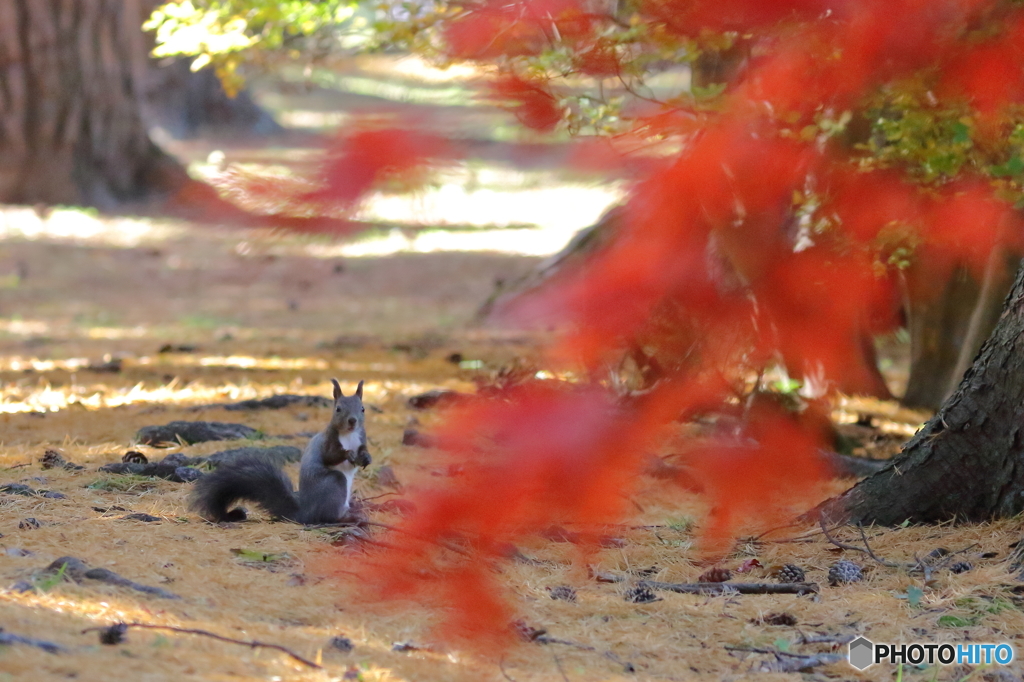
[901,254,1019,411]
[827,260,1024,524]
[0,0,191,208]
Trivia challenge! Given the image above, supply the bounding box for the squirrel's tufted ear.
[355,380,364,399]
[332,378,342,400]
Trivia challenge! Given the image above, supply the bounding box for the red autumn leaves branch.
[320,0,1024,643]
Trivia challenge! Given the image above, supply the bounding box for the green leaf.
[952,121,971,144]
[991,156,1024,177]
[906,586,923,607]
[691,82,727,100]
[937,615,975,628]
[771,377,801,394]
[33,562,69,592]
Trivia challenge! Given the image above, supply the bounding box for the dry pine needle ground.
[1,227,1023,681]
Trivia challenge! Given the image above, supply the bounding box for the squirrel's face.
[334,400,364,432]
[330,378,365,434]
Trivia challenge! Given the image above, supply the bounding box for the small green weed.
[33,562,68,592]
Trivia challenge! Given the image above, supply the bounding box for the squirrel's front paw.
[354,446,371,468]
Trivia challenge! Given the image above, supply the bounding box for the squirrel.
[189,379,371,524]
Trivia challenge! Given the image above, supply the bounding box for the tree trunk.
[901,255,1018,411]
[0,0,188,207]
[144,59,282,141]
[826,259,1024,524]
[477,205,625,320]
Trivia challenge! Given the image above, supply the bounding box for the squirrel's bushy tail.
[189,458,300,522]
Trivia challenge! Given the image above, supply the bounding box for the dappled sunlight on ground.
[0,207,182,248]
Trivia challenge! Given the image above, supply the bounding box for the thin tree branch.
[818,518,899,567]
[499,658,518,681]
[81,623,321,669]
[552,653,570,682]
[639,580,818,595]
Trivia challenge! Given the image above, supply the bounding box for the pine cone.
[98,623,128,645]
[828,559,863,586]
[40,450,66,469]
[548,585,577,602]
[40,449,83,471]
[776,563,806,583]
[624,585,660,603]
[698,566,732,583]
[122,450,148,464]
[949,561,973,574]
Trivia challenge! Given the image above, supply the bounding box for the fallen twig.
[930,544,979,571]
[725,645,843,673]
[819,519,899,567]
[536,634,595,650]
[752,522,820,542]
[0,629,66,653]
[603,650,637,673]
[639,580,818,595]
[820,521,978,577]
[498,658,518,682]
[44,557,181,600]
[82,622,321,669]
[552,653,570,682]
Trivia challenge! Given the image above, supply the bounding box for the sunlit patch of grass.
[0,206,180,247]
[85,327,149,340]
[194,355,330,370]
[2,588,155,625]
[0,376,263,414]
[282,65,480,108]
[0,375,443,415]
[351,54,484,86]
[0,318,50,336]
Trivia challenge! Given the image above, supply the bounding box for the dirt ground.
[2,58,1024,682]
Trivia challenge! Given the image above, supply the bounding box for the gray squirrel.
[189,379,371,524]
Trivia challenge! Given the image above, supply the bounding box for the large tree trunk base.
[822,262,1024,525]
[902,257,1018,411]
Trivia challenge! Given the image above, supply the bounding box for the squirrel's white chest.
[335,433,360,516]
[338,431,361,452]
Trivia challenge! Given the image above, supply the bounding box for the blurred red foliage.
[490,75,563,131]
[320,0,1024,644]
[311,126,451,207]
